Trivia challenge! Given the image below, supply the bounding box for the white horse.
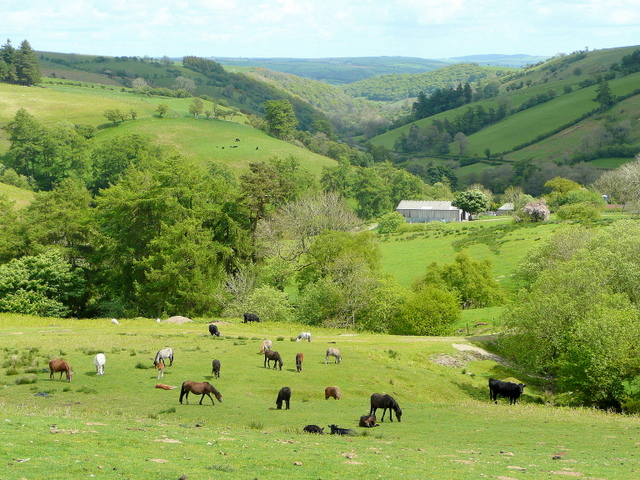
[94,353,106,375]
[325,347,342,364]
[296,332,312,342]
[154,347,173,367]
[259,339,272,354]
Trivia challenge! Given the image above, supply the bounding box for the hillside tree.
[452,190,490,218]
[264,100,298,139]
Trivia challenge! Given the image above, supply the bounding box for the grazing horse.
[369,393,402,422]
[296,332,311,342]
[325,386,341,400]
[154,347,173,367]
[295,353,304,372]
[303,425,324,434]
[208,324,220,336]
[243,313,260,323]
[211,359,221,378]
[325,347,342,364]
[276,386,291,410]
[156,361,165,379]
[49,359,73,382]
[93,353,106,376]
[179,381,223,405]
[259,339,272,354]
[264,350,283,370]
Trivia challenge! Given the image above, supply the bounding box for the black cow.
[303,424,324,434]
[208,324,220,336]
[489,378,526,405]
[276,386,291,410]
[243,313,260,323]
[328,424,357,436]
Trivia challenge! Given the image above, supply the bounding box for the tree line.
[0,39,41,86]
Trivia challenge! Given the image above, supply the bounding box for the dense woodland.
[2,39,640,410]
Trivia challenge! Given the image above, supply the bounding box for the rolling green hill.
[342,63,515,101]
[369,46,640,183]
[0,82,336,176]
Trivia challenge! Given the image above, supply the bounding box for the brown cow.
[325,386,341,400]
[49,359,73,382]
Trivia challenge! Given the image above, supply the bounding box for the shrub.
[246,286,293,322]
[556,202,602,221]
[515,200,549,222]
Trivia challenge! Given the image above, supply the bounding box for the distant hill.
[368,45,640,186]
[443,54,550,68]
[341,63,516,101]
[216,56,450,85]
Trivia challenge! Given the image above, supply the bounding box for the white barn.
[396,200,464,223]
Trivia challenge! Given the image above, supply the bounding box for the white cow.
[94,353,106,375]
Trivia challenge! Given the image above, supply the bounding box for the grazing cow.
[295,353,304,372]
[276,387,291,410]
[49,359,73,382]
[156,361,165,379]
[325,347,342,364]
[296,332,311,342]
[243,313,260,323]
[328,424,357,436]
[208,324,220,336]
[489,378,526,405]
[154,347,173,367]
[303,425,324,434]
[211,359,221,378]
[235,138,240,142]
[325,386,341,400]
[259,339,272,354]
[369,393,402,422]
[264,350,283,370]
[94,353,106,376]
[359,414,379,428]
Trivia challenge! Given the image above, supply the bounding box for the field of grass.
[378,218,562,290]
[0,82,337,177]
[0,182,34,209]
[0,314,639,479]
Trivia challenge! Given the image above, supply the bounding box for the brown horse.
[264,350,283,370]
[325,386,341,400]
[179,381,223,405]
[49,359,73,382]
[295,353,304,372]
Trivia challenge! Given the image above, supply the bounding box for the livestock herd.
[44,316,527,436]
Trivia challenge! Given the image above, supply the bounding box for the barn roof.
[396,200,460,211]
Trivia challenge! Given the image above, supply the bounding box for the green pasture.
[378,219,562,291]
[0,82,337,176]
[0,182,34,209]
[0,314,639,479]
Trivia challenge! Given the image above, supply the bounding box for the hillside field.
[0,314,639,479]
[0,82,337,176]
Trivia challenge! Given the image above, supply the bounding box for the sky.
[3,0,640,60]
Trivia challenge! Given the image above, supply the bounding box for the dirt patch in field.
[162,316,192,324]
[452,343,509,366]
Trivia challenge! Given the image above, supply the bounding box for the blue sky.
[3,0,640,59]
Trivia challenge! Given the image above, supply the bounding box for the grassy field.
[0,314,639,480]
[0,82,337,177]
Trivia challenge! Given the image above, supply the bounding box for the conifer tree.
[15,40,41,85]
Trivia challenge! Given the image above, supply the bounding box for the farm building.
[497,202,515,215]
[396,200,464,223]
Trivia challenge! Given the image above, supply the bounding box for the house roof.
[498,202,515,211]
[396,200,460,211]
